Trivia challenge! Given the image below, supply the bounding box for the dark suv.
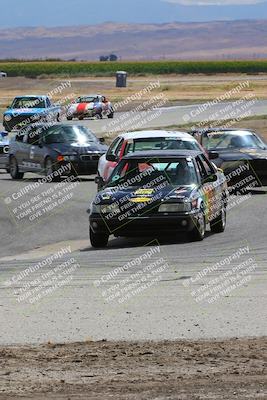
[8,124,107,180]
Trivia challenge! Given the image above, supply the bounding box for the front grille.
[80,154,100,162]
[8,114,35,129]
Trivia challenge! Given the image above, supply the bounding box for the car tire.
[90,226,109,248]
[108,112,114,119]
[96,112,103,119]
[67,116,73,120]
[210,207,226,233]
[78,116,84,120]
[189,210,206,241]
[45,157,61,182]
[10,156,24,180]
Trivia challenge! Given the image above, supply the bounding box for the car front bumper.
[3,114,46,131]
[58,159,100,176]
[90,212,200,236]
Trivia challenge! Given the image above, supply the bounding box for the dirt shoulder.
[0,337,266,399]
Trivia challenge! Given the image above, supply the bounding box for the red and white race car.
[67,94,114,120]
[97,130,206,186]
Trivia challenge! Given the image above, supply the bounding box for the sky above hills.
[0,0,267,27]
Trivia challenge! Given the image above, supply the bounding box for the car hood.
[211,148,267,161]
[51,142,107,154]
[4,108,48,116]
[96,183,198,204]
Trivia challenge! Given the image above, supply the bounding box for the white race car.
[97,130,206,186]
[67,94,114,120]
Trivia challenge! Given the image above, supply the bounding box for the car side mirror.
[208,151,219,160]
[106,153,118,162]
[99,137,105,144]
[95,175,105,188]
[202,174,218,184]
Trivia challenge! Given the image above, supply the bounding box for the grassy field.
[2,60,267,77]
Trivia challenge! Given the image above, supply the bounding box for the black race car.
[89,150,228,248]
[8,124,107,180]
[0,131,9,171]
[191,128,267,188]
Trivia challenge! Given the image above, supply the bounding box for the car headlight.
[158,203,191,213]
[88,203,120,216]
[63,155,77,161]
[100,203,120,215]
[57,155,77,161]
[90,203,101,214]
[4,115,11,122]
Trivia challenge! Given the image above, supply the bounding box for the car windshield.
[43,126,97,144]
[124,138,200,154]
[12,97,46,109]
[107,157,199,188]
[76,97,98,103]
[203,131,266,150]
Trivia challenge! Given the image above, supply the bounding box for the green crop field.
[1,60,267,77]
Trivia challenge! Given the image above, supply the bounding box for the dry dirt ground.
[1,74,267,110]
[0,338,266,400]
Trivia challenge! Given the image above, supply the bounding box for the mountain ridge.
[1,20,267,60]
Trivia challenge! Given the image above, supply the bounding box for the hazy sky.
[0,0,266,27]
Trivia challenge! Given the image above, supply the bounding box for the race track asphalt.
[0,170,266,344]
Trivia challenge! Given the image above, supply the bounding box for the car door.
[24,128,44,172]
[12,131,31,171]
[195,154,219,223]
[0,134,9,169]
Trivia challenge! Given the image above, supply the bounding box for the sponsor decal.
[134,188,154,195]
[130,197,151,203]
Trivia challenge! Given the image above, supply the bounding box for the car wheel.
[189,210,206,241]
[67,116,73,120]
[96,112,103,119]
[10,156,24,180]
[108,112,114,119]
[90,226,109,248]
[78,116,84,120]
[45,157,61,182]
[210,207,226,233]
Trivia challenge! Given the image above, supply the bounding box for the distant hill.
[1,20,267,60]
